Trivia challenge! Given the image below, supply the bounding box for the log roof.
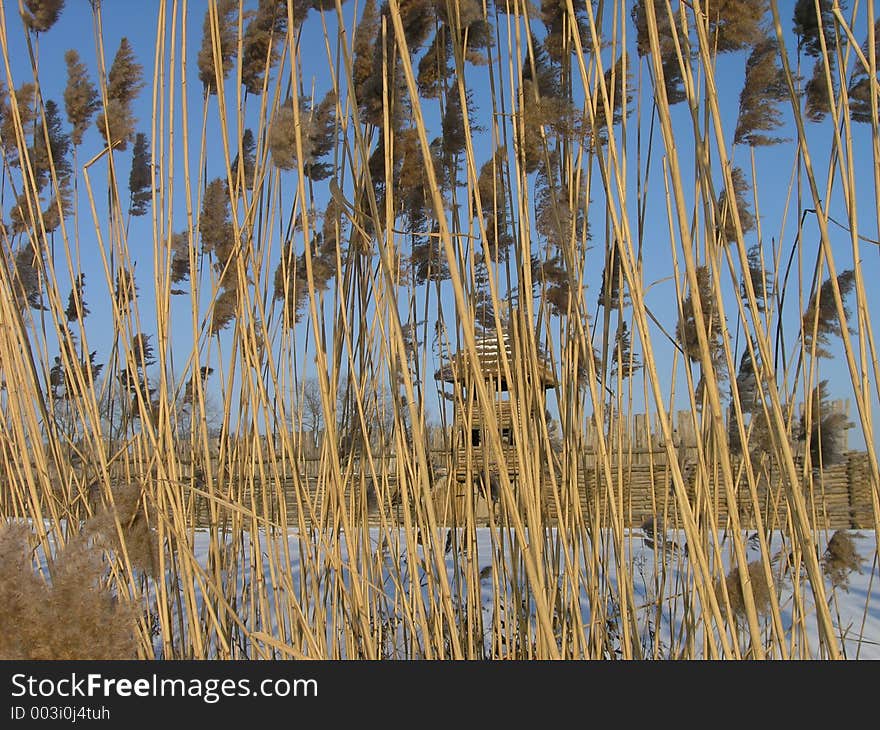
[434,331,556,390]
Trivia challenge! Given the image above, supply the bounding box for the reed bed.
[0,0,878,659]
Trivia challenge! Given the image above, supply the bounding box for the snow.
[171,526,879,660]
[17,518,876,658]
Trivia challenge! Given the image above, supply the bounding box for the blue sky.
[2,1,878,453]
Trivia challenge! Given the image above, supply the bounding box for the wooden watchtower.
[434,317,556,486]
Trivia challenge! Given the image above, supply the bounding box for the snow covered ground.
[17,517,875,658]
[176,526,879,659]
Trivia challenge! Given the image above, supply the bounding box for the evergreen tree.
[535,166,586,250]
[741,243,774,313]
[594,55,632,137]
[804,57,836,122]
[12,243,46,311]
[802,270,856,358]
[396,128,447,239]
[65,273,89,323]
[611,321,641,379]
[231,128,256,189]
[717,167,756,244]
[540,0,590,62]
[847,19,879,124]
[476,146,513,261]
[410,231,450,285]
[598,241,623,310]
[115,266,138,309]
[31,100,72,193]
[518,39,580,174]
[727,349,773,456]
[169,230,193,288]
[793,0,837,58]
[128,132,151,217]
[441,82,480,160]
[676,265,728,384]
[631,0,686,105]
[531,252,573,318]
[848,73,876,124]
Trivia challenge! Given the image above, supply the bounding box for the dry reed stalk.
[0,0,877,660]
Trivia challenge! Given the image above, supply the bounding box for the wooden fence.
[26,401,868,531]
[183,449,874,531]
[538,451,872,530]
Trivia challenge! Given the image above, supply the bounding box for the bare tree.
[299,377,326,449]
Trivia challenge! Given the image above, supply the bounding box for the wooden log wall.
[539,451,873,530]
[180,451,873,530]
